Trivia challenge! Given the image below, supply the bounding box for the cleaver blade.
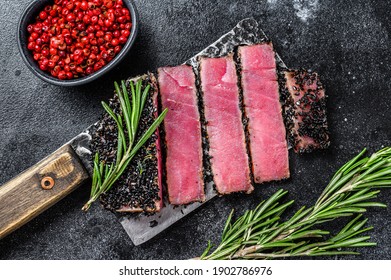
[119,18,287,246]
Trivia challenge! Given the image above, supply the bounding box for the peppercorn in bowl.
[17,0,138,86]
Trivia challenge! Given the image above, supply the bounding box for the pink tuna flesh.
[158,65,205,205]
[200,55,253,194]
[239,43,290,183]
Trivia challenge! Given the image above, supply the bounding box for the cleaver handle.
[0,144,90,239]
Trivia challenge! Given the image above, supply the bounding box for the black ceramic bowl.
[17,0,139,86]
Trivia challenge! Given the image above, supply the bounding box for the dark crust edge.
[235,47,255,186]
[195,56,217,196]
[279,68,331,153]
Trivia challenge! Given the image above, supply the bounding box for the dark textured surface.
[0,0,390,260]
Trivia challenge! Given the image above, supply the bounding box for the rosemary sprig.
[82,79,168,211]
[200,147,391,259]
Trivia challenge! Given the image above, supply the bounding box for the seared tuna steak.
[281,69,330,153]
[94,74,163,213]
[238,43,290,183]
[158,65,205,205]
[200,55,253,194]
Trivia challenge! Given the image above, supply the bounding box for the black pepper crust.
[279,69,296,148]
[235,46,255,185]
[279,68,330,153]
[154,70,168,203]
[193,58,216,193]
[90,74,161,213]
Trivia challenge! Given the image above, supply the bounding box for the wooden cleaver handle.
[0,144,90,239]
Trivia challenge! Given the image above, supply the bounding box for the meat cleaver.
[0,18,286,245]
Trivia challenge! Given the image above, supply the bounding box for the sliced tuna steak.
[200,55,253,194]
[281,69,330,153]
[158,65,205,205]
[238,43,290,183]
[97,74,163,213]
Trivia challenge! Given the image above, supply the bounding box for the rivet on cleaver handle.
[0,144,89,239]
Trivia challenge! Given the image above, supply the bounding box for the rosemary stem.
[243,252,302,259]
[233,244,263,258]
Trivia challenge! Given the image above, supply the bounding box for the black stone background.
[1,0,391,259]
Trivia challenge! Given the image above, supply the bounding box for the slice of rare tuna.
[281,69,330,153]
[158,65,205,205]
[200,55,253,194]
[238,43,290,183]
[98,74,163,213]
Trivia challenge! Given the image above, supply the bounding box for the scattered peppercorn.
[26,0,132,80]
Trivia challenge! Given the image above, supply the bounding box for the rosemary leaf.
[288,230,329,240]
[116,126,123,163]
[130,108,168,157]
[141,84,151,115]
[129,81,136,138]
[121,80,131,117]
[101,101,118,123]
[200,241,213,259]
[115,82,132,145]
[353,202,387,208]
[336,190,380,207]
[339,148,367,174]
[257,200,294,222]
[348,242,377,247]
[330,227,373,243]
[321,236,372,250]
[357,180,391,188]
[221,209,234,241]
[338,214,365,235]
